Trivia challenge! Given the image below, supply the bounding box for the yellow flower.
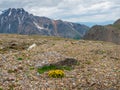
[48,70,65,78]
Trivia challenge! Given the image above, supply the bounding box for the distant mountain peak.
[83,18,120,44]
[0,8,89,39]
[1,8,29,17]
[114,18,120,25]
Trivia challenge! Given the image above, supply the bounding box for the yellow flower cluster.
[48,70,65,78]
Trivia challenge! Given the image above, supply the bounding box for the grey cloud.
[0,0,60,10]
[0,0,120,22]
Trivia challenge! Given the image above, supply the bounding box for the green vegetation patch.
[37,65,72,74]
[17,57,23,61]
[29,67,35,70]
[0,87,3,90]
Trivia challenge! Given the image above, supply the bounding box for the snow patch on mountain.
[70,23,74,27]
[22,15,25,21]
[8,9,12,16]
[33,22,44,30]
[8,24,11,30]
[18,17,21,24]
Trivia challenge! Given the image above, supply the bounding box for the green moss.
[94,50,106,54]
[0,87,3,90]
[37,65,72,74]
[37,65,56,74]
[30,67,35,70]
[8,69,15,73]
[17,57,23,61]
[9,85,14,90]
[85,61,91,65]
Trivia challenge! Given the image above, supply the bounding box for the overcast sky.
[0,0,120,26]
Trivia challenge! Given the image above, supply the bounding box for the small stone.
[6,76,16,81]
[73,83,76,86]
[37,72,40,76]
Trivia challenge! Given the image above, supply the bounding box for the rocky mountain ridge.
[83,19,120,44]
[0,8,89,39]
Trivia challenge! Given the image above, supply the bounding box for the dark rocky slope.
[83,19,120,44]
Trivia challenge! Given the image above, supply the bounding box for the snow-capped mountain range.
[0,8,89,39]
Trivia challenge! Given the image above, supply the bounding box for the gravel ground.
[0,34,120,90]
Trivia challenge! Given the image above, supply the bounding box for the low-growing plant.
[8,69,15,73]
[85,61,91,65]
[37,65,56,74]
[0,87,3,90]
[29,67,35,70]
[48,70,64,78]
[9,85,14,90]
[17,57,23,61]
[37,65,72,74]
[95,50,106,54]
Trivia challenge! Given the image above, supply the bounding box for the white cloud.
[0,0,120,23]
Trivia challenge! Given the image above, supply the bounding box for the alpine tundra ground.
[0,34,119,90]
